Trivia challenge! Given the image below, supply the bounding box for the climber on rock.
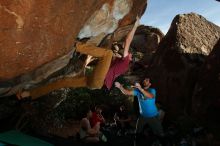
[16,16,140,100]
[103,16,140,90]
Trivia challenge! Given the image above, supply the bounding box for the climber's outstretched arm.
[123,16,140,57]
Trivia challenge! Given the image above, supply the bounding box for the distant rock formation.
[0,0,147,97]
[131,25,164,65]
[124,25,164,83]
[147,13,220,117]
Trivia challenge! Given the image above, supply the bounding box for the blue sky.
[141,0,220,34]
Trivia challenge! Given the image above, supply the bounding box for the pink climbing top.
[104,55,130,90]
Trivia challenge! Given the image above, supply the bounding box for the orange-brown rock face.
[0,0,147,82]
[0,0,106,81]
[0,0,147,96]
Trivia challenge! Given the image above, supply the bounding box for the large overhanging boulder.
[0,0,105,82]
[147,13,220,117]
[0,0,148,97]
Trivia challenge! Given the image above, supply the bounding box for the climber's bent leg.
[76,43,113,89]
[76,44,113,89]
[87,49,113,89]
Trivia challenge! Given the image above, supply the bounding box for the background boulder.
[192,39,220,124]
[147,13,220,117]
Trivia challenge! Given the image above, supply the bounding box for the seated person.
[79,108,107,143]
[91,105,105,128]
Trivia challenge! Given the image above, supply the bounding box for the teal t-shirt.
[133,88,158,118]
